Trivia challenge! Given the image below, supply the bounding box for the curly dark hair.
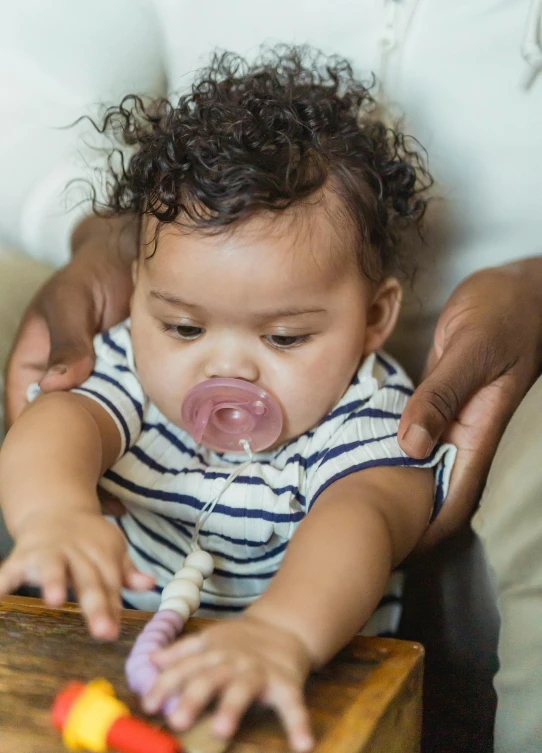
[92,46,432,279]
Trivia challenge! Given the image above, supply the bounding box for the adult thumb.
[398,333,491,459]
[38,286,97,392]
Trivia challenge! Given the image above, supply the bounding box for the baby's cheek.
[279,383,330,438]
[135,347,187,419]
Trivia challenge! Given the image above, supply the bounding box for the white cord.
[190,438,254,551]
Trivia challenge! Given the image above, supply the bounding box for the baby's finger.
[151,634,205,666]
[67,551,119,640]
[86,552,124,628]
[164,664,239,731]
[38,559,68,606]
[144,649,226,713]
[0,555,27,596]
[122,554,155,591]
[212,675,264,739]
[266,683,314,753]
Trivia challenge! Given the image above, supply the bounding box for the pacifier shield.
[181,378,283,453]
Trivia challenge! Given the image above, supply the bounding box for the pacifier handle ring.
[181,378,283,453]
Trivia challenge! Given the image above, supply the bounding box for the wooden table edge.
[1,596,424,753]
[314,637,423,753]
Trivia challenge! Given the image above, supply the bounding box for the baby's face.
[130,206,378,448]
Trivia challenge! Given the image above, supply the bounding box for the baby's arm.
[144,465,433,750]
[250,465,433,663]
[0,392,153,638]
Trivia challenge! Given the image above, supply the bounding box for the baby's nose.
[204,344,259,383]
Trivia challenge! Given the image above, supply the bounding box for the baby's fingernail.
[41,364,68,380]
[213,715,233,737]
[93,617,114,638]
[45,587,64,605]
[142,696,159,713]
[163,695,180,716]
[295,734,314,752]
[169,708,191,729]
[131,572,154,588]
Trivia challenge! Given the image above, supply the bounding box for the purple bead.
[125,655,154,674]
[135,667,158,695]
[126,610,186,699]
[126,664,158,694]
[150,610,183,631]
[131,639,162,654]
[141,626,175,643]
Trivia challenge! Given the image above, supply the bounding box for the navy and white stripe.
[74,321,455,632]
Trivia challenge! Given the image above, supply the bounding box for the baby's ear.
[363,277,402,355]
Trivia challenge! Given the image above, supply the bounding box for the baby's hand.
[142,616,315,752]
[0,510,153,639]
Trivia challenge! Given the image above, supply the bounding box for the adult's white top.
[1,0,541,374]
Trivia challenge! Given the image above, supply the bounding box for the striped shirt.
[73,321,455,634]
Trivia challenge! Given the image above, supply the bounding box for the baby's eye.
[264,334,309,350]
[163,323,205,341]
[176,325,204,340]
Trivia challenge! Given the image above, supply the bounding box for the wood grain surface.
[0,596,423,753]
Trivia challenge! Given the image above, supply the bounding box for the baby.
[0,48,454,751]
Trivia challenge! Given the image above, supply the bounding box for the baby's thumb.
[122,555,155,591]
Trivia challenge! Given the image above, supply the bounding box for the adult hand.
[3,215,137,431]
[398,259,542,552]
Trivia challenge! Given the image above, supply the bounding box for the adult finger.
[398,329,506,459]
[37,280,97,392]
[416,372,522,552]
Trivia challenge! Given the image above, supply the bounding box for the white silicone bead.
[184,550,214,578]
[158,597,191,621]
[173,566,204,589]
[161,579,201,612]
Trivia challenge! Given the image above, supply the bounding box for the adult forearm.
[71,214,139,261]
[0,393,103,536]
[476,256,542,362]
[505,256,542,349]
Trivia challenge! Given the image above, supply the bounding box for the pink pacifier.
[181,378,283,453]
